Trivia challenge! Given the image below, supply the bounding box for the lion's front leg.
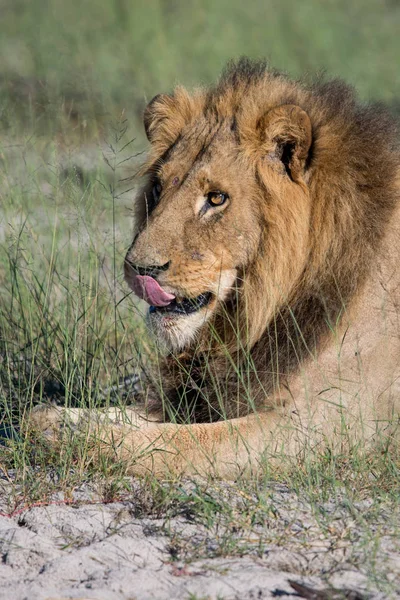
[29,404,293,478]
[114,411,289,478]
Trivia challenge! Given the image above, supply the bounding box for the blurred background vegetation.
[1,0,400,141]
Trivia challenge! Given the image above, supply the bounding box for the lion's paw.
[28,404,85,441]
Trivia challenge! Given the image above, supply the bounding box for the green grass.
[1,2,400,596]
[0,115,149,465]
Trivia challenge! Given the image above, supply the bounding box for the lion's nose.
[124,259,170,279]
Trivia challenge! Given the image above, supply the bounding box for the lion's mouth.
[149,292,213,316]
[128,271,213,316]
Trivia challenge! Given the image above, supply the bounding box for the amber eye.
[207,191,229,207]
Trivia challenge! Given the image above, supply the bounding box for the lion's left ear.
[259,104,312,183]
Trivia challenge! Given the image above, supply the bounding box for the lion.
[31,59,400,478]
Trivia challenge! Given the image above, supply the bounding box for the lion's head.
[125,59,398,361]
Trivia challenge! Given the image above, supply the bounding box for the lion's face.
[125,88,313,351]
[125,119,261,350]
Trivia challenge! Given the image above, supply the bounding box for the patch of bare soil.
[0,479,398,600]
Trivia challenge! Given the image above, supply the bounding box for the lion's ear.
[260,104,312,182]
[143,93,176,144]
[143,88,203,152]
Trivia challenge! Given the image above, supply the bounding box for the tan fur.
[30,60,400,477]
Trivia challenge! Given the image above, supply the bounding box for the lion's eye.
[207,191,229,207]
[152,181,162,204]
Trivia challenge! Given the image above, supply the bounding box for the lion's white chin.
[146,269,237,352]
[147,307,212,352]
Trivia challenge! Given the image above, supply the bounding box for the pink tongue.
[131,274,175,307]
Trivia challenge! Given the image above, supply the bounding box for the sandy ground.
[0,478,399,600]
